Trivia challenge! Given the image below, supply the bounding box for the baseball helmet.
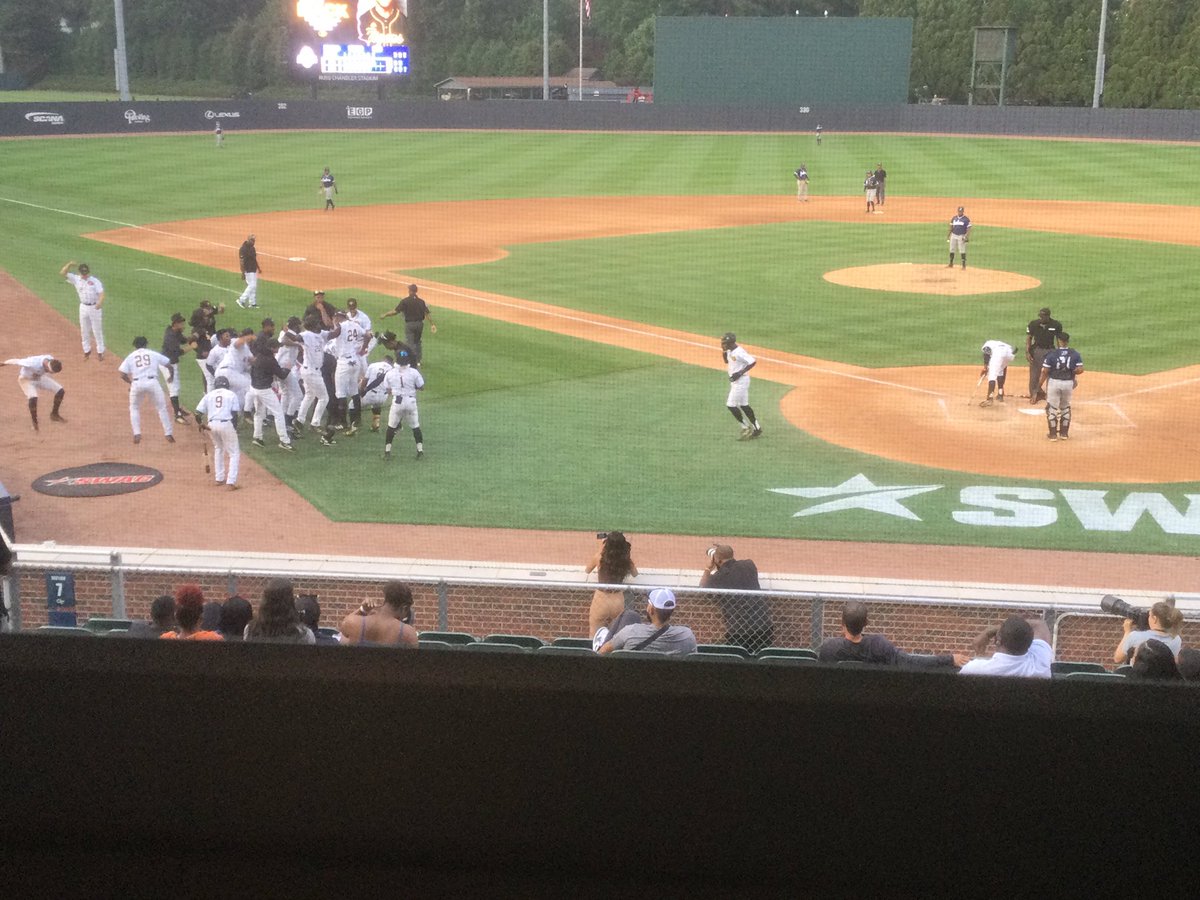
[397,350,410,364]
[720,332,737,350]
[214,375,231,390]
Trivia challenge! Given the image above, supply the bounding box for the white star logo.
[769,474,943,521]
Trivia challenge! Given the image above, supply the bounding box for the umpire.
[1025,307,1063,404]
[382,284,437,367]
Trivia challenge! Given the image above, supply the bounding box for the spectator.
[1129,639,1183,681]
[1176,648,1200,681]
[959,616,1053,678]
[297,594,339,645]
[1113,601,1184,665]
[161,584,224,641]
[200,600,223,632]
[598,588,697,656]
[338,581,419,647]
[244,578,316,644]
[127,594,176,639]
[699,543,775,653]
[585,531,638,641]
[818,601,968,669]
[219,595,253,642]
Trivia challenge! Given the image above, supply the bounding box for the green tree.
[0,0,66,81]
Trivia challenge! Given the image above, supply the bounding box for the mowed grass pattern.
[3,130,1200,553]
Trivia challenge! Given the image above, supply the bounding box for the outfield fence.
[5,545,1197,668]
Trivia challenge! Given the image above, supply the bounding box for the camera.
[1100,594,1151,632]
[596,532,608,540]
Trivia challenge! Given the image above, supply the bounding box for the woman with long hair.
[1113,600,1184,664]
[244,578,316,644]
[585,531,638,639]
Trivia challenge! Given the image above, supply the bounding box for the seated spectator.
[219,595,253,642]
[1113,601,1184,665]
[127,594,175,639]
[1177,648,1200,682]
[161,584,224,641]
[598,588,697,655]
[699,543,775,654]
[818,601,968,669]
[200,600,223,632]
[338,581,419,647]
[297,594,339,645]
[959,616,1053,678]
[1129,639,1183,681]
[244,578,316,644]
[586,531,638,640]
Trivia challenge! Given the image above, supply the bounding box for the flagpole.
[578,0,583,101]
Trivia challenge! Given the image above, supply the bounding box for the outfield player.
[195,375,241,490]
[979,339,1015,407]
[160,312,194,423]
[61,261,106,361]
[118,336,175,444]
[3,354,66,432]
[948,206,971,269]
[720,332,761,439]
[1040,332,1083,441]
[214,123,223,148]
[296,315,337,445]
[321,167,338,211]
[328,310,372,436]
[247,342,294,452]
[382,350,425,460]
[794,164,809,202]
[360,355,395,432]
[236,234,261,309]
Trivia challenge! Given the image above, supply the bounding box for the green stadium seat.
[1115,665,1135,676]
[687,652,747,663]
[1063,671,1127,682]
[755,647,818,661]
[1051,661,1108,676]
[34,626,93,636]
[696,644,752,659]
[85,618,133,633]
[484,633,545,650]
[609,649,670,659]
[552,637,594,650]
[416,640,456,651]
[536,645,595,656]
[462,642,528,654]
[419,631,477,645]
[758,654,820,666]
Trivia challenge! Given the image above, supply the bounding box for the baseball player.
[247,342,294,452]
[360,355,395,432]
[321,167,338,211]
[382,350,425,460]
[863,171,878,213]
[195,375,241,490]
[214,123,223,148]
[236,234,261,309]
[815,124,822,145]
[296,315,337,445]
[60,261,106,361]
[160,312,195,423]
[328,310,372,436]
[948,206,971,269]
[978,339,1015,407]
[3,354,66,432]
[1040,332,1083,441]
[720,332,761,439]
[794,164,809,202]
[118,336,175,444]
[343,297,373,429]
[276,316,305,437]
[213,329,255,414]
[189,300,225,393]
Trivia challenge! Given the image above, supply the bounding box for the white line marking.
[1017,408,1042,416]
[937,398,949,419]
[135,269,240,294]
[1107,402,1136,427]
[1090,375,1200,403]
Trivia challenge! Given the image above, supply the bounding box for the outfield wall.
[4,99,1200,141]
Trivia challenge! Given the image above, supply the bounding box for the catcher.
[189,299,226,393]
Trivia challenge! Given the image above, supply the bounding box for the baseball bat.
[966,372,985,407]
[201,428,211,474]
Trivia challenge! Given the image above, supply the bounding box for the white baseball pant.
[297,367,329,426]
[79,304,105,355]
[334,357,362,399]
[238,272,259,306]
[387,395,420,430]
[160,363,181,399]
[128,378,173,437]
[250,386,289,443]
[18,374,63,399]
[949,234,968,254]
[197,358,214,393]
[280,369,302,417]
[208,421,240,485]
[726,377,750,407]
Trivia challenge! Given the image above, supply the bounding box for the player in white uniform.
[195,375,241,490]
[343,298,373,432]
[214,330,255,414]
[382,350,425,460]
[3,354,66,431]
[296,317,336,444]
[118,336,175,444]
[720,332,761,439]
[61,261,106,360]
[979,339,1016,407]
[329,310,372,436]
[276,317,305,438]
[204,329,232,391]
[359,356,394,432]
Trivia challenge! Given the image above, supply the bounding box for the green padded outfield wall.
[653,17,913,107]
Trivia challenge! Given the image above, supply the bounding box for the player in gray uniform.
[794,165,809,202]
[947,207,971,269]
[1039,332,1083,441]
[321,167,337,211]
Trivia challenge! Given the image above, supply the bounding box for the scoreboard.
[290,0,411,81]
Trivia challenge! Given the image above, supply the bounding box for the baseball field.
[4,128,1200,564]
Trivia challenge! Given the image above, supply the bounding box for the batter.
[979,339,1015,407]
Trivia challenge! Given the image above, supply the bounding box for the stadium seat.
[755,647,818,661]
[757,654,819,666]
[687,652,747,663]
[416,640,456,651]
[1063,671,1127,682]
[419,631,477,645]
[696,643,752,659]
[609,649,670,659]
[34,626,93,636]
[462,642,529,654]
[837,660,870,668]
[552,637,594,650]
[536,645,595,656]
[1051,661,1108,676]
[317,627,340,640]
[85,618,133,633]
[484,633,545,650]
[1115,665,1135,676]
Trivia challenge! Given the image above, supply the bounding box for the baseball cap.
[313,289,325,296]
[170,312,185,324]
[648,588,677,611]
[1058,331,1070,342]
[957,206,964,213]
[1039,307,1051,315]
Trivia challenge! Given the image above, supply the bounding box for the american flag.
[584,0,591,20]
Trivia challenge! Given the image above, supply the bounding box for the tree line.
[2,0,1199,107]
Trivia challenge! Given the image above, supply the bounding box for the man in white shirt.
[61,261,106,361]
[117,336,175,444]
[720,332,762,440]
[959,616,1053,679]
[3,354,66,432]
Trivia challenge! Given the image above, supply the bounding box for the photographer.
[1113,601,1184,665]
[585,532,638,642]
[700,544,775,654]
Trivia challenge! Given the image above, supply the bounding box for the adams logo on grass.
[34,463,163,498]
[771,474,1200,536]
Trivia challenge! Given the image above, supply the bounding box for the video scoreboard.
[290,0,411,81]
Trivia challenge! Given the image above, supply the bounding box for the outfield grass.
[3,130,1200,554]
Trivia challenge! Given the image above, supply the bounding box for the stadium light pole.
[1092,0,1109,108]
[113,0,132,101]
[543,0,549,100]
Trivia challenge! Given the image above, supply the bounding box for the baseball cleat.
[344,425,358,437]
[50,413,67,423]
[749,426,763,439]
[979,398,993,407]
[320,435,336,446]
[236,299,247,309]
[1048,433,1058,441]
[252,437,265,447]
[370,425,379,433]
[133,434,141,444]
[227,483,240,491]
[1059,432,1070,440]
[97,353,104,361]
[84,351,91,360]
[383,449,392,460]
[214,481,225,487]
[279,442,294,452]
[416,449,423,459]
[165,435,176,444]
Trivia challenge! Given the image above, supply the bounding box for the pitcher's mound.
[824,263,1041,296]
